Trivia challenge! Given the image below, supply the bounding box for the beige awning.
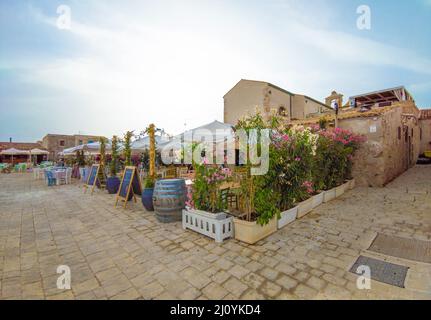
[0,148,30,155]
[30,148,49,155]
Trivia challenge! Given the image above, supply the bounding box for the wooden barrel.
[153,179,186,223]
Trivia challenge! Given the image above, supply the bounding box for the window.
[79,140,83,145]
[59,140,65,147]
[411,128,414,138]
[278,106,287,116]
[405,127,408,142]
[398,127,401,140]
[88,140,94,144]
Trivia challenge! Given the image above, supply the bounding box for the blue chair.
[45,170,57,186]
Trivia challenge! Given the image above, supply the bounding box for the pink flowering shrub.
[260,127,317,211]
[313,127,366,190]
[190,163,232,213]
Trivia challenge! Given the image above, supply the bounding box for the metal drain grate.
[368,233,431,263]
[350,256,409,288]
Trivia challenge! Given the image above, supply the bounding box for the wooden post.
[149,124,156,179]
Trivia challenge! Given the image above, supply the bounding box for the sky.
[1,0,431,142]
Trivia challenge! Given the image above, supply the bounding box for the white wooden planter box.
[182,209,234,243]
[278,206,298,229]
[323,188,336,203]
[297,197,314,218]
[347,179,356,190]
[335,184,346,197]
[312,192,324,208]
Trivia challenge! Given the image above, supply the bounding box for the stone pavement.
[0,166,430,300]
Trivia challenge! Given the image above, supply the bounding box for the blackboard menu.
[87,165,98,186]
[119,167,133,198]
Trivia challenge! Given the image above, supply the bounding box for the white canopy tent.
[30,148,49,155]
[157,120,236,164]
[158,120,235,149]
[0,148,31,164]
[0,148,30,155]
[61,141,120,156]
[131,135,168,152]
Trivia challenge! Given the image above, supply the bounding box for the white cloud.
[17,0,431,138]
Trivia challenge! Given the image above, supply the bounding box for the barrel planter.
[141,188,154,211]
[106,176,121,194]
[153,179,186,223]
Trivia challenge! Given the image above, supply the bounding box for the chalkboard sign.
[115,166,142,208]
[84,164,100,195]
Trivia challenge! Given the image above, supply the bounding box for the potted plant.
[234,178,280,244]
[123,131,133,166]
[141,177,155,211]
[232,113,281,241]
[182,162,234,243]
[267,125,317,225]
[106,136,121,194]
[313,126,365,202]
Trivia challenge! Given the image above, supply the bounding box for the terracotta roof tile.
[0,142,46,151]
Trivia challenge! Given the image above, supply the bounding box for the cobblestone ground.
[1,166,430,300]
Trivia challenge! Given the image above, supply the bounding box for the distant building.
[223,79,333,125]
[287,87,425,187]
[0,142,48,164]
[348,86,414,109]
[41,134,104,160]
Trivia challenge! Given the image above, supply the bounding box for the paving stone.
[228,265,250,279]
[260,281,282,298]
[180,267,211,289]
[242,273,265,289]
[138,281,165,299]
[241,289,265,300]
[278,275,298,290]
[259,267,279,281]
[222,277,248,297]
[306,276,327,290]
[293,284,318,299]
[1,169,430,300]
[202,282,228,300]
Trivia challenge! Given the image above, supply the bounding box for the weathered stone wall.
[339,116,386,187]
[381,107,408,184]
[338,105,421,187]
[419,119,431,154]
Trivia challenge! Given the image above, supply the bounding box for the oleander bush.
[188,113,366,225]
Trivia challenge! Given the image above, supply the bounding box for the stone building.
[223,79,333,125]
[291,86,424,187]
[41,134,103,160]
[419,109,431,155]
[293,101,421,187]
[0,142,48,164]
